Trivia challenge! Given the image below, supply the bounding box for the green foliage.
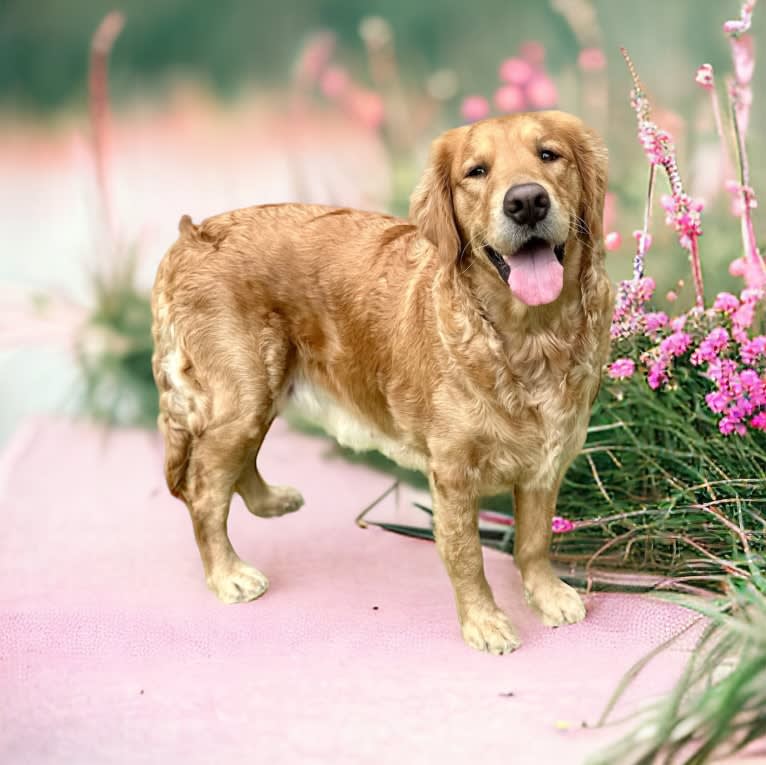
[590,572,766,764]
[77,256,157,428]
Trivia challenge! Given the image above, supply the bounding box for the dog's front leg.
[430,471,520,654]
[513,483,586,626]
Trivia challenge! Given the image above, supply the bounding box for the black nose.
[503,183,550,225]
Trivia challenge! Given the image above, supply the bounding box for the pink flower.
[499,57,534,86]
[461,95,490,122]
[692,327,730,365]
[660,331,692,358]
[741,336,766,365]
[578,47,607,72]
[526,75,558,109]
[751,411,766,431]
[666,290,678,302]
[551,516,575,533]
[670,315,687,332]
[730,33,755,83]
[719,415,747,436]
[494,84,525,113]
[705,390,729,413]
[645,311,668,334]
[733,301,756,330]
[604,231,622,251]
[633,229,653,255]
[713,292,740,313]
[320,66,350,99]
[730,256,747,277]
[608,358,636,380]
[519,40,546,66]
[695,63,714,89]
[738,368,764,396]
[647,361,669,390]
[345,87,385,129]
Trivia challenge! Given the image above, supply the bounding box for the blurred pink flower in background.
[499,57,534,86]
[320,66,350,99]
[526,75,558,109]
[294,31,336,87]
[461,95,490,122]
[344,88,385,130]
[695,63,714,88]
[605,231,622,251]
[519,40,546,67]
[494,85,525,113]
[731,33,755,82]
[578,47,607,72]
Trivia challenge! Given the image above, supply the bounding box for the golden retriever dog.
[151,111,613,655]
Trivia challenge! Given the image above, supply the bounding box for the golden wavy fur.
[151,111,613,654]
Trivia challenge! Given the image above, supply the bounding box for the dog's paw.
[207,562,269,604]
[525,578,585,627]
[254,485,305,518]
[460,608,521,655]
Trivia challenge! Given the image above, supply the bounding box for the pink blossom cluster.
[608,285,766,436]
[660,194,704,251]
[461,41,558,122]
[623,49,706,305]
[611,276,658,340]
[294,30,385,129]
[477,510,576,533]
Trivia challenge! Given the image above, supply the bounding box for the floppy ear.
[409,129,463,267]
[572,125,614,344]
[573,126,609,267]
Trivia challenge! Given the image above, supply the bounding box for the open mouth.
[484,237,566,306]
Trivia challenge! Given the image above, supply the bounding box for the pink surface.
[1,418,702,764]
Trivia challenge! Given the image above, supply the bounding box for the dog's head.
[409,112,608,307]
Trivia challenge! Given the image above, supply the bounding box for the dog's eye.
[539,149,560,163]
[466,165,488,178]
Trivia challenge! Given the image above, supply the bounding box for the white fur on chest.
[286,377,428,473]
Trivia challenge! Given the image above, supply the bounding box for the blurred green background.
[1,0,758,113]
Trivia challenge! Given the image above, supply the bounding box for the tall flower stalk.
[621,47,705,308]
[723,0,766,289]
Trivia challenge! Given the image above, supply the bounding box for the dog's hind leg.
[235,420,305,518]
[234,318,304,518]
[178,415,273,604]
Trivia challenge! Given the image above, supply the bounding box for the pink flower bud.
[320,66,350,99]
[345,87,385,129]
[460,95,490,122]
[519,40,546,67]
[499,57,534,86]
[604,231,622,251]
[526,75,558,109]
[695,64,714,89]
[494,84,525,113]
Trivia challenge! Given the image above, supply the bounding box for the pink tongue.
[506,241,563,306]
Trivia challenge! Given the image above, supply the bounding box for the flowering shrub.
[608,19,766,438]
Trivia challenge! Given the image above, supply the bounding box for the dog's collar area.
[483,245,510,282]
[483,240,566,282]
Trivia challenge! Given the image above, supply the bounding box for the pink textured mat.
[1,418,702,764]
